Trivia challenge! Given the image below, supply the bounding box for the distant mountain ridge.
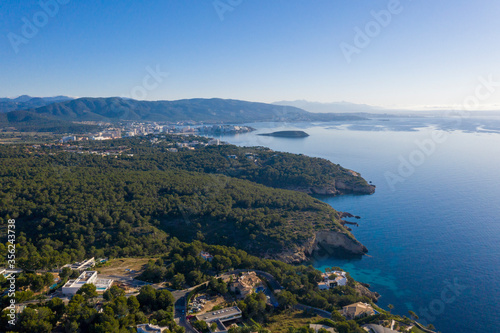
[25,97,367,123]
[273,100,384,113]
[0,95,73,113]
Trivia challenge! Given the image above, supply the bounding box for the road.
[171,284,208,333]
[174,294,197,333]
[295,304,331,319]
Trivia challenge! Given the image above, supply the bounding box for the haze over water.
[212,116,500,333]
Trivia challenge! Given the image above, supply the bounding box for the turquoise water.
[213,117,500,333]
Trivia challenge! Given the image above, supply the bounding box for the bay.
[209,117,500,333]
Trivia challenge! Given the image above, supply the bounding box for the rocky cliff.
[275,229,368,264]
[334,180,376,195]
[355,283,380,302]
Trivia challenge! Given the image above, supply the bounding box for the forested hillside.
[62,136,375,195]
[0,110,98,133]
[0,142,359,270]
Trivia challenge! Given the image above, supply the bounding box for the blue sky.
[1,0,500,109]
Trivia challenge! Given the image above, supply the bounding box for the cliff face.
[275,230,367,264]
[354,283,380,302]
[309,230,368,256]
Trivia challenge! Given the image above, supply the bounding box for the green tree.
[173,273,186,289]
[193,320,209,333]
[77,283,98,300]
[277,290,297,310]
[156,290,175,310]
[103,285,126,301]
[127,296,140,314]
[17,307,54,333]
[137,285,157,311]
[408,310,419,320]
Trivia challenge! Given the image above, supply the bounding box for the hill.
[28,97,367,123]
[0,95,73,113]
[0,138,371,270]
[67,136,375,195]
[0,110,98,133]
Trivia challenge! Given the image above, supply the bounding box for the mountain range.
[273,100,385,113]
[0,97,367,131]
[0,95,73,113]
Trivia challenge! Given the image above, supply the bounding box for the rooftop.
[196,306,242,323]
[62,271,99,289]
[342,302,375,318]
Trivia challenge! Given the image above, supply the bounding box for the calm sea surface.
[211,117,500,333]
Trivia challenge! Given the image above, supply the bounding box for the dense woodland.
[0,111,99,133]
[0,139,363,270]
[62,136,373,192]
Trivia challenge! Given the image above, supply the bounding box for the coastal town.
[56,123,255,144]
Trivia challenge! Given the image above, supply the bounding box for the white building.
[63,257,96,271]
[61,271,113,296]
[0,268,23,277]
[61,136,76,143]
[318,271,347,290]
[196,306,242,332]
[208,139,220,146]
[200,251,214,262]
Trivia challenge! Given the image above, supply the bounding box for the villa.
[342,302,375,320]
[230,272,264,298]
[200,251,214,262]
[318,271,347,290]
[61,271,113,296]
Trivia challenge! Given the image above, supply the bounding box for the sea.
[209,115,500,333]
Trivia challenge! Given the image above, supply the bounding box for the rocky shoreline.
[274,229,368,264]
[286,180,376,196]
